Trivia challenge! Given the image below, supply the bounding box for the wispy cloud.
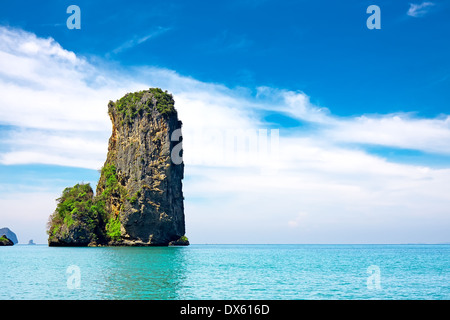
[111,26,171,55]
[0,26,142,168]
[407,2,435,17]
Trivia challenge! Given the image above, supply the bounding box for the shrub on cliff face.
[106,217,121,241]
[47,165,127,246]
[98,163,125,241]
[47,183,104,246]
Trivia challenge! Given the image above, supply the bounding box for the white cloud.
[0,25,449,244]
[407,2,435,17]
[326,114,450,154]
[256,87,333,124]
[0,26,149,168]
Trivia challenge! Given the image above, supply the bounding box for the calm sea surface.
[0,244,448,300]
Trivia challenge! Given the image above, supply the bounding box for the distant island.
[47,88,188,247]
[0,235,14,246]
[0,227,18,245]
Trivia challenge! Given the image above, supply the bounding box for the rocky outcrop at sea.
[47,88,187,246]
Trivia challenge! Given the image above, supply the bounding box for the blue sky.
[2,0,449,116]
[0,0,449,244]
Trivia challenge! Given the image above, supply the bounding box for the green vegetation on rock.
[47,183,103,245]
[0,235,14,246]
[100,164,126,199]
[106,217,121,241]
[149,87,175,115]
[98,163,125,241]
[46,171,126,245]
[111,88,175,125]
[169,235,190,246]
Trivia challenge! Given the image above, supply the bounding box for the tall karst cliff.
[47,88,188,246]
[97,88,186,246]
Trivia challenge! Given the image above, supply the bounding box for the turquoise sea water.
[0,244,448,300]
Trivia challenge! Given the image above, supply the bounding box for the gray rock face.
[0,228,18,244]
[96,89,186,246]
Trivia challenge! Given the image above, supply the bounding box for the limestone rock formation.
[97,88,186,246]
[47,88,187,246]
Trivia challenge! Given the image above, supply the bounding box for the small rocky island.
[0,227,18,245]
[47,88,188,246]
[0,235,14,246]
